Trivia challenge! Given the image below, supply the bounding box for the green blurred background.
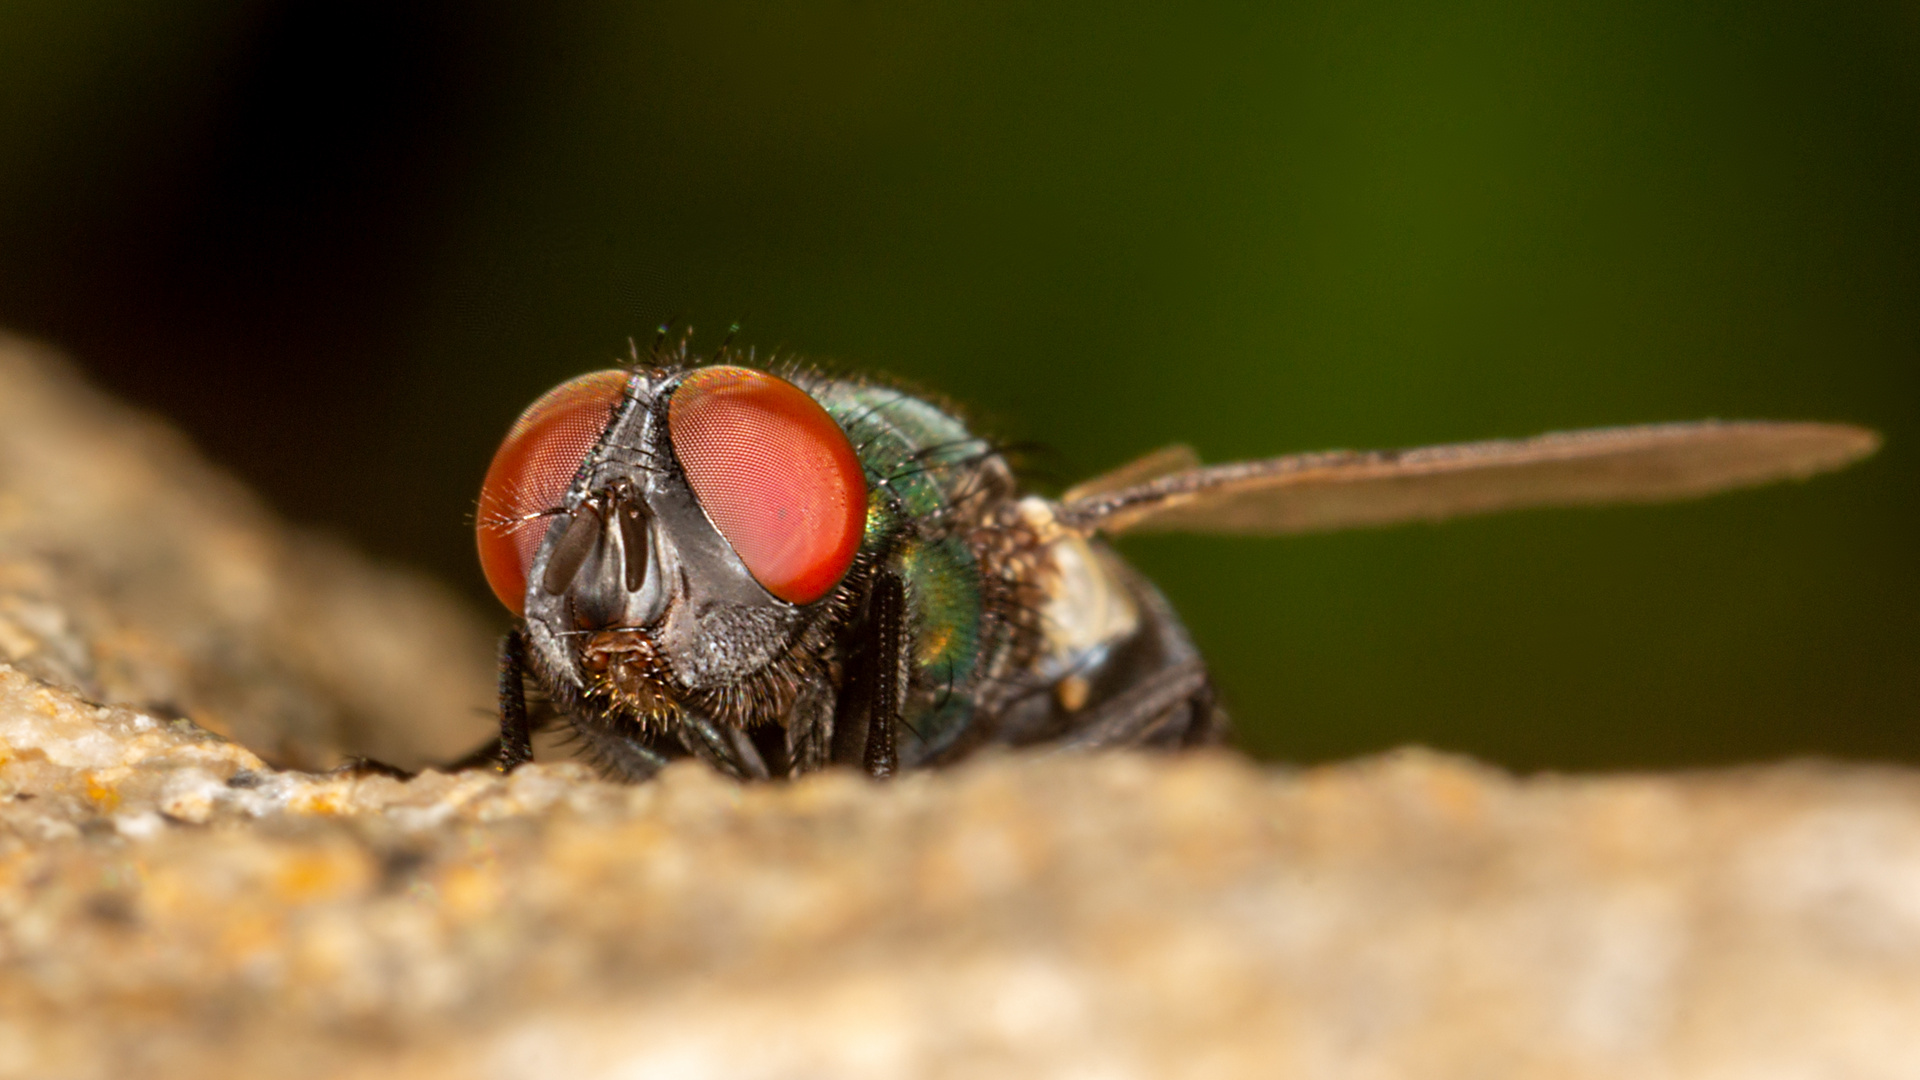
[1,2,1912,769]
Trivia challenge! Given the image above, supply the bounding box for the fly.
[470,339,1879,783]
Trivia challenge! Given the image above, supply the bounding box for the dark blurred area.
[2,1,1914,769]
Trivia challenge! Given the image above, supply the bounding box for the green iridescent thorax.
[804,377,1006,760]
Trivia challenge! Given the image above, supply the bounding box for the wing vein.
[1057,420,1880,537]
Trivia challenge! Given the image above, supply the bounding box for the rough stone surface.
[2,334,1918,1078]
[0,333,497,770]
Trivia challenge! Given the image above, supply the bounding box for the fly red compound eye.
[668,366,867,604]
[476,369,630,614]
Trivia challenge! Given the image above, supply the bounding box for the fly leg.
[441,627,545,773]
[1178,679,1229,748]
[675,713,772,781]
[1051,554,1229,752]
[567,718,675,782]
[863,572,906,777]
[832,570,907,778]
[329,756,417,780]
[783,680,836,777]
[1054,658,1217,750]
[496,627,536,773]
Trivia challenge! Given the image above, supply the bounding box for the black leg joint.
[498,627,535,773]
[863,572,905,779]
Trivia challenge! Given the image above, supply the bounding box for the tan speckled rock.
[0,333,496,769]
[5,664,1920,1079]
[2,333,1919,1079]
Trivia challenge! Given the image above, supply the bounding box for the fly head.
[479,364,869,733]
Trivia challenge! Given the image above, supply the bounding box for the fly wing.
[1059,443,1203,504]
[1056,421,1880,537]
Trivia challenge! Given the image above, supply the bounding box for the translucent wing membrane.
[1059,443,1202,504]
[1057,421,1880,537]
